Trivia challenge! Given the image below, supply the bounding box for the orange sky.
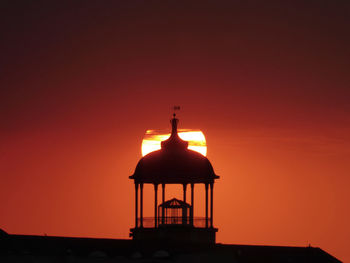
[1,1,349,261]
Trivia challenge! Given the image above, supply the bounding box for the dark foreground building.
[0,230,342,262]
[0,115,342,262]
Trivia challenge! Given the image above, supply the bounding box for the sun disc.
[141,129,207,156]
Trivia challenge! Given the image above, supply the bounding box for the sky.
[1,0,349,261]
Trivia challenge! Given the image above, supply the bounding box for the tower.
[129,114,219,243]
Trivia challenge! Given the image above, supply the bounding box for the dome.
[129,116,219,184]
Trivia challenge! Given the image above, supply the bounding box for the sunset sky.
[1,1,349,261]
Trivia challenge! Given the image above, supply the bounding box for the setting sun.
[141,129,207,156]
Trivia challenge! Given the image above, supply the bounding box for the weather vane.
[172,105,180,118]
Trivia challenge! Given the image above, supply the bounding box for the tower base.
[130,226,217,244]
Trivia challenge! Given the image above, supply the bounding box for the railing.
[136,217,210,228]
[159,216,190,225]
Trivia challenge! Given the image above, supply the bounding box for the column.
[140,183,144,228]
[182,183,187,224]
[205,183,208,228]
[190,183,194,225]
[210,183,214,228]
[162,184,165,224]
[135,183,138,228]
[154,184,158,228]
[183,183,187,203]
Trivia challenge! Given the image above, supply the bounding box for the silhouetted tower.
[129,114,219,243]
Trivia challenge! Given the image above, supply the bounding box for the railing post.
[135,183,138,228]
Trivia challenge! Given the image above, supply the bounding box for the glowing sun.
[141,129,207,156]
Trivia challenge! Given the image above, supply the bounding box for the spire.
[170,105,180,137]
[171,113,179,137]
[161,110,188,151]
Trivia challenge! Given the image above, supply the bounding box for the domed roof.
[129,116,219,184]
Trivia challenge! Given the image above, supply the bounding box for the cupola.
[129,113,219,244]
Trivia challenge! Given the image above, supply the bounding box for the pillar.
[190,183,194,225]
[140,183,144,227]
[205,183,208,228]
[135,183,138,228]
[210,183,214,228]
[162,184,165,224]
[154,184,158,228]
[183,183,187,203]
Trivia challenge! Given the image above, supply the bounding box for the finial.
[161,105,188,150]
[173,106,180,118]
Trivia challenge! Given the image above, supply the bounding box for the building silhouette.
[130,114,218,243]
[0,115,342,262]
